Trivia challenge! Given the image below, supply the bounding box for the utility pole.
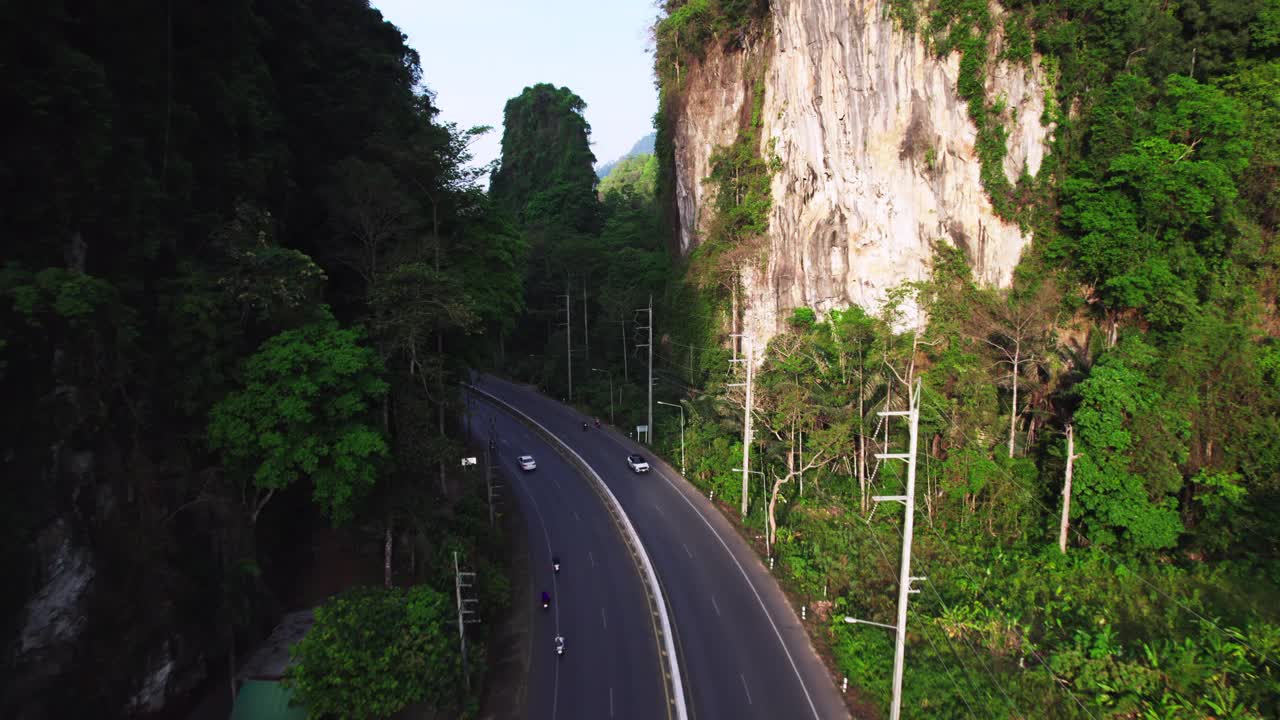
[620,315,629,383]
[559,284,573,401]
[657,400,685,476]
[646,295,653,445]
[592,368,614,425]
[484,442,499,528]
[635,297,653,445]
[453,551,480,692]
[865,378,924,720]
[729,335,754,519]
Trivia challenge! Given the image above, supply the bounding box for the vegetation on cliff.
[624,1,1280,716]
[493,87,672,396]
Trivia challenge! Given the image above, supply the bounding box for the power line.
[928,434,1280,675]
[855,515,988,718]
[907,519,1098,719]
[634,297,653,445]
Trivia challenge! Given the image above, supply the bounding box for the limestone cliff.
[669,0,1052,342]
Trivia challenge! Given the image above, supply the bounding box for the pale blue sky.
[373,0,661,174]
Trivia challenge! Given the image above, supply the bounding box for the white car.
[518,455,537,471]
[626,454,650,473]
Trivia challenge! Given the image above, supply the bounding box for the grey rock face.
[671,0,1051,344]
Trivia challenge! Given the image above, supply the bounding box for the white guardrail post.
[466,384,688,720]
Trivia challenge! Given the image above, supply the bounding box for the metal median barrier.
[465,384,688,720]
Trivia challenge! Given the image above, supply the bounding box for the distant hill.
[596,132,656,178]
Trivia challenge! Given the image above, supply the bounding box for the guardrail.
[465,384,688,720]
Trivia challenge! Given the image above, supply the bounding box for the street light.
[844,616,896,630]
[591,368,614,424]
[656,400,685,476]
[732,466,769,558]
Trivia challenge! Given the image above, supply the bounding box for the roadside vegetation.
[508,1,1280,717]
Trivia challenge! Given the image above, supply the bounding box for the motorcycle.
[541,591,550,610]
[582,422,588,431]
[552,556,561,573]
[594,418,600,429]
[555,636,565,657]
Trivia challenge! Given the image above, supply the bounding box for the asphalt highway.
[468,398,668,720]
[477,376,850,720]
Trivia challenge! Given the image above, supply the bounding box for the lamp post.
[656,400,685,476]
[732,466,769,559]
[591,368,614,424]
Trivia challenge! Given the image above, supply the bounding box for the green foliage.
[1,1,516,713]
[490,83,598,235]
[789,307,816,328]
[1220,59,1280,227]
[451,199,528,334]
[597,153,658,201]
[208,313,389,523]
[1071,336,1187,550]
[286,585,460,719]
[885,0,919,32]
[1055,74,1249,330]
[691,73,778,285]
[215,204,328,324]
[654,0,771,86]
[643,1,1280,716]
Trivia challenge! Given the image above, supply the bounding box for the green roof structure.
[229,679,308,720]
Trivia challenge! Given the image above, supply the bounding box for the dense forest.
[1,2,518,717]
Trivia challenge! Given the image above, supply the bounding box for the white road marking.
[602,607,608,630]
[553,477,562,490]
[588,550,596,567]
[573,510,581,522]
[711,596,721,616]
[653,502,665,516]
[590,424,824,720]
[682,542,693,558]
[516,477,562,719]
[741,673,753,705]
[610,687,615,717]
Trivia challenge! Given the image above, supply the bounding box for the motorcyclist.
[555,635,565,656]
[594,417,600,428]
[552,555,560,573]
[582,421,588,431]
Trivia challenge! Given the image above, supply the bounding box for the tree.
[1070,335,1188,550]
[208,313,389,524]
[1057,73,1249,334]
[968,283,1060,457]
[826,307,885,513]
[489,83,599,237]
[327,157,418,287]
[754,326,838,549]
[286,585,460,719]
[597,153,657,201]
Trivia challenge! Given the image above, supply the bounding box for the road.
[467,399,669,720]
[475,376,850,720]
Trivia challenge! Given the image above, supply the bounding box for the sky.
[372,0,661,175]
